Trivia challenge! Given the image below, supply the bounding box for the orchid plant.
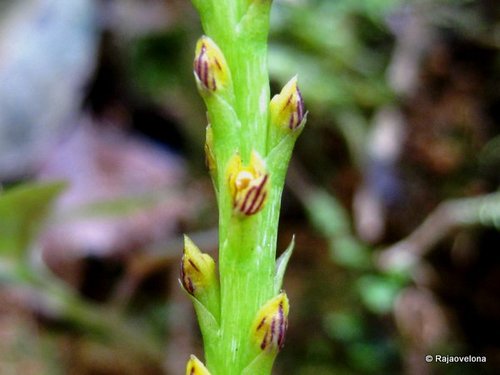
[180,1,306,374]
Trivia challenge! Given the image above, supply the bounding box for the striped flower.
[227,151,269,216]
[194,36,231,92]
[251,293,289,351]
[180,236,217,297]
[270,76,306,131]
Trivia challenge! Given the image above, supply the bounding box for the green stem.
[188,1,304,373]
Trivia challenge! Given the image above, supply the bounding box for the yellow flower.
[227,151,269,216]
[180,236,217,296]
[194,36,231,92]
[270,76,306,131]
[251,292,289,351]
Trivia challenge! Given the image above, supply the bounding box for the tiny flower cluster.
[192,35,306,218]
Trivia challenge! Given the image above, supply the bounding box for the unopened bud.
[227,151,269,216]
[194,36,231,92]
[270,76,306,131]
[180,236,217,296]
[204,125,216,175]
[251,292,289,352]
[186,355,212,375]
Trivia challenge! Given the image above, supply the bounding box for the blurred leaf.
[305,190,351,237]
[0,181,66,258]
[56,190,175,222]
[305,190,370,269]
[324,311,364,342]
[330,237,371,269]
[357,275,401,314]
[335,109,370,167]
[129,29,190,96]
[347,342,386,372]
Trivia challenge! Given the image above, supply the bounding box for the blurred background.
[0,0,499,374]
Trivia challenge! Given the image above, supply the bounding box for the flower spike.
[227,151,269,216]
[251,292,289,352]
[194,36,231,92]
[180,236,217,296]
[270,76,306,131]
[186,355,212,375]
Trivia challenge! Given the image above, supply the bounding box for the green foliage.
[0,182,66,259]
[357,275,402,315]
[129,29,191,96]
[269,0,397,107]
[305,189,370,269]
[324,311,364,342]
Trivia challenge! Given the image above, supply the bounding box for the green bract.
[182,1,306,373]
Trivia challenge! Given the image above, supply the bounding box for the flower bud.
[204,124,216,175]
[251,292,289,352]
[227,151,269,216]
[180,235,217,296]
[186,354,212,375]
[270,76,306,131]
[194,36,231,92]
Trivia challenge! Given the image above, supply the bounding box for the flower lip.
[235,171,255,190]
[237,173,268,216]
